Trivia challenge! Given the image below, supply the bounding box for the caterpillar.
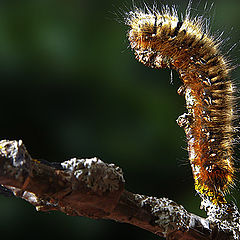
[125,2,237,205]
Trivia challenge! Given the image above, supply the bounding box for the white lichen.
[136,196,189,236]
[61,157,125,192]
[0,140,30,180]
[0,140,30,167]
[202,199,240,239]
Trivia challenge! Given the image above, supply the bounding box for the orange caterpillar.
[125,3,236,205]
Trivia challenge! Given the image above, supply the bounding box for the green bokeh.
[0,0,239,239]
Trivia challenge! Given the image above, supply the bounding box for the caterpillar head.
[125,8,178,68]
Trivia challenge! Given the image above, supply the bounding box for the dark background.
[0,0,239,239]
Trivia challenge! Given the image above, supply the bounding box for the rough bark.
[0,139,239,240]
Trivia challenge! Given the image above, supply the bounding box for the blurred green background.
[0,0,239,239]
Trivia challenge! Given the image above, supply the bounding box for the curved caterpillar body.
[125,4,237,205]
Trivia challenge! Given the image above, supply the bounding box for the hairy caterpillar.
[125,2,237,205]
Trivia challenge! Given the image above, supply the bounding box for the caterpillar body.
[125,3,237,205]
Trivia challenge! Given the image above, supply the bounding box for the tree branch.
[0,140,239,239]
